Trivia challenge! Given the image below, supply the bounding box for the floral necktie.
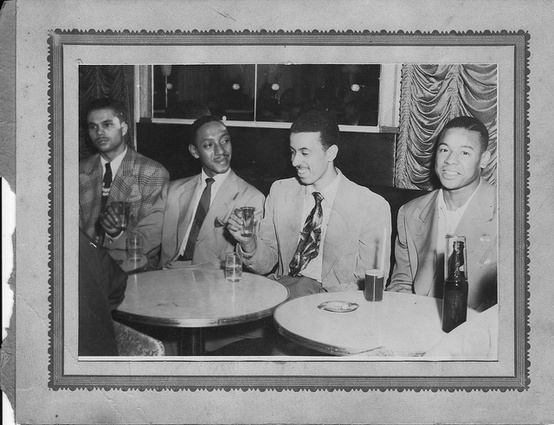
[289,191,324,277]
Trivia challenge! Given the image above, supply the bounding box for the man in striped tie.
[228,110,392,299]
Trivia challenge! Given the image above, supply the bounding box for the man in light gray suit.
[228,110,392,299]
[103,116,264,269]
[388,116,497,311]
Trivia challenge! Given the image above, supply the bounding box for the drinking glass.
[240,206,256,237]
[364,269,384,301]
[225,253,242,282]
[126,233,143,262]
[116,202,131,231]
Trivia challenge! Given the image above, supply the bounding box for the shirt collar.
[305,168,342,206]
[100,146,127,172]
[438,178,482,214]
[201,167,231,186]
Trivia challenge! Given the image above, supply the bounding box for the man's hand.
[99,202,125,237]
[226,208,256,253]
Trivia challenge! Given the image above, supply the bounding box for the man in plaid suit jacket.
[79,98,169,241]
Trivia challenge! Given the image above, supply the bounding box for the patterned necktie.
[100,162,112,212]
[183,177,215,260]
[289,191,324,277]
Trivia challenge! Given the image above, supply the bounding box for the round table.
[114,267,289,355]
[108,249,148,274]
[273,291,477,356]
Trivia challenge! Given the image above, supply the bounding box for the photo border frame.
[47,29,530,391]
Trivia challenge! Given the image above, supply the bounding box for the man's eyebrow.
[89,118,113,124]
[438,142,475,150]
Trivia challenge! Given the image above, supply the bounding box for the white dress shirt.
[99,146,127,188]
[177,168,231,257]
[436,181,480,256]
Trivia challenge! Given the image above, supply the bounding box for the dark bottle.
[442,236,468,333]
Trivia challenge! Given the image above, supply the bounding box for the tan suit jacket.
[107,170,264,268]
[242,174,392,292]
[388,180,497,310]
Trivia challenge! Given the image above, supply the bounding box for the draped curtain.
[395,64,497,190]
[79,65,135,160]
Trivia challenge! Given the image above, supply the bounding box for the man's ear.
[479,149,491,169]
[188,144,199,159]
[326,144,339,162]
[121,121,128,137]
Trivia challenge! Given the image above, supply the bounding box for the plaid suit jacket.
[79,148,169,240]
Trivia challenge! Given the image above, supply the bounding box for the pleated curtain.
[395,64,497,190]
[79,65,135,160]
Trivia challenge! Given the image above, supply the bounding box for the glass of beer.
[364,269,384,301]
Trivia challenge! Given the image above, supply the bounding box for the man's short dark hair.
[290,110,340,150]
[84,98,128,125]
[189,115,226,147]
[437,116,489,153]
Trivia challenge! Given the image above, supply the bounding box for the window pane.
[153,64,380,126]
[256,64,380,125]
[153,64,255,120]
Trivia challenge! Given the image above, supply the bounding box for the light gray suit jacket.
[241,174,392,292]
[388,180,497,310]
[107,170,264,268]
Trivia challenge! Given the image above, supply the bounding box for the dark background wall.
[136,122,397,191]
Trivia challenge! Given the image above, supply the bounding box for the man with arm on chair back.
[388,116,498,311]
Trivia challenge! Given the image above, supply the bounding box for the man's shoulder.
[339,175,389,207]
[476,180,497,202]
[168,174,198,190]
[268,177,300,192]
[79,153,100,172]
[130,149,167,169]
[401,188,438,212]
[230,171,262,192]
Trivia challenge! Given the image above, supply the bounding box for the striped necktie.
[100,162,112,212]
[289,191,324,277]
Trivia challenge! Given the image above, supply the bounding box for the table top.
[108,249,148,274]
[273,291,477,356]
[115,267,289,328]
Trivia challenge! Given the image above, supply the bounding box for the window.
[153,64,381,127]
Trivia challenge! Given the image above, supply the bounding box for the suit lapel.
[108,149,136,203]
[282,181,306,257]
[176,176,201,250]
[196,171,240,244]
[453,182,496,262]
[320,178,351,281]
[412,191,440,296]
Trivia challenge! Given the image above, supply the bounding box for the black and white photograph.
[1,0,553,424]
